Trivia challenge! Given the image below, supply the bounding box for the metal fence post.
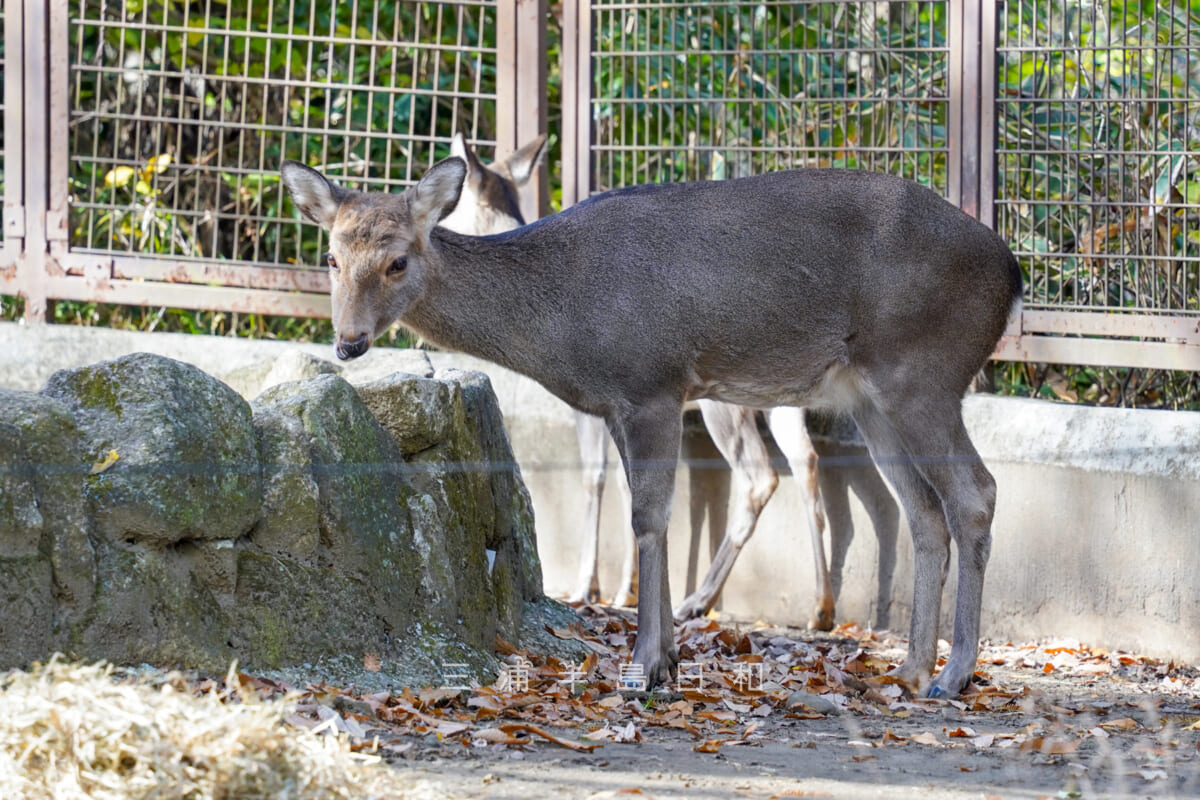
[1,0,27,289]
[957,0,983,220]
[560,0,591,207]
[978,0,997,230]
[505,0,547,221]
[19,0,52,322]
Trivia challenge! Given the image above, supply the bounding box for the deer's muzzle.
[335,334,370,360]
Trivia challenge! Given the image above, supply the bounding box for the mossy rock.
[252,374,422,633]
[40,353,262,547]
[0,389,95,621]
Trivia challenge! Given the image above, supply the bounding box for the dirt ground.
[282,607,1200,800]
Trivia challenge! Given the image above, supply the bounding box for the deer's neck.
[404,225,568,381]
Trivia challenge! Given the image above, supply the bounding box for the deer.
[281,154,1023,698]
[440,135,899,631]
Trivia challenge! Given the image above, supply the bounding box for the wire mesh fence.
[3,0,1198,383]
[994,0,1200,318]
[587,1,951,194]
[67,0,501,272]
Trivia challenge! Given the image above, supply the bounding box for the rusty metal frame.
[6,0,1196,371]
[579,2,953,196]
[7,0,542,322]
[497,0,549,221]
[0,1,22,285]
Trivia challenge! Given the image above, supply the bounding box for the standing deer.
[442,135,898,631]
[281,155,1022,697]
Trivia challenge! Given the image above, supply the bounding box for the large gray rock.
[0,352,557,687]
[0,390,97,662]
[357,371,509,646]
[41,353,262,546]
[251,374,421,637]
[258,350,342,395]
[440,369,544,604]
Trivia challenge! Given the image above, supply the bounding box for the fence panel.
[574,0,954,200]
[1,0,537,319]
[991,0,1200,370]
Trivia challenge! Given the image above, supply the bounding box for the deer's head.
[281,135,546,360]
[280,157,467,360]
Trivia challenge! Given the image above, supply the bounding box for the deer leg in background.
[674,400,778,620]
[766,406,835,631]
[612,485,638,607]
[567,410,609,604]
[814,463,856,618]
[566,410,638,607]
[846,456,901,629]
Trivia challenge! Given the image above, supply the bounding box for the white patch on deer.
[439,181,520,237]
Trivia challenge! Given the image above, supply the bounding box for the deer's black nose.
[336,334,370,360]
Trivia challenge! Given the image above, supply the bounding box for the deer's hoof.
[630,641,679,689]
[923,658,974,699]
[807,605,836,632]
[887,663,931,697]
[564,586,600,605]
[673,596,708,622]
[612,589,637,608]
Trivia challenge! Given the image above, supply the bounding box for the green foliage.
[996,0,1200,317]
[38,0,497,345]
[591,1,949,190]
[69,0,500,268]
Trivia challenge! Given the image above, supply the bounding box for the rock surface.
[41,354,262,546]
[0,352,555,687]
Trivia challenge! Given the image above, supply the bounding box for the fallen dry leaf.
[473,728,529,746]
[910,732,941,746]
[1102,717,1140,731]
[498,723,602,752]
[89,449,120,474]
[693,738,732,753]
[583,722,642,744]
[1020,736,1079,755]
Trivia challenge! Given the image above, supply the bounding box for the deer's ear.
[281,161,346,230]
[502,134,548,186]
[449,133,483,178]
[411,157,467,236]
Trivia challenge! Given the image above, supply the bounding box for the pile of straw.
[0,658,414,799]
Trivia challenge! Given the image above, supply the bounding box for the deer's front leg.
[610,400,683,688]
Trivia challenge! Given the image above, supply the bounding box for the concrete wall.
[3,322,1199,661]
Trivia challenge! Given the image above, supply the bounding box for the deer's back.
[451,170,1019,412]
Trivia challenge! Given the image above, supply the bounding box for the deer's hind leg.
[852,394,995,698]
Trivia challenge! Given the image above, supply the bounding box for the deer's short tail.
[1004,249,1024,310]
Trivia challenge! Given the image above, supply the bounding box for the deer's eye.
[325,252,338,270]
[387,256,408,276]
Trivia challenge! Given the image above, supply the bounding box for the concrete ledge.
[3,322,1198,662]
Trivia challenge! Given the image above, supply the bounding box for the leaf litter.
[3,611,1199,796]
